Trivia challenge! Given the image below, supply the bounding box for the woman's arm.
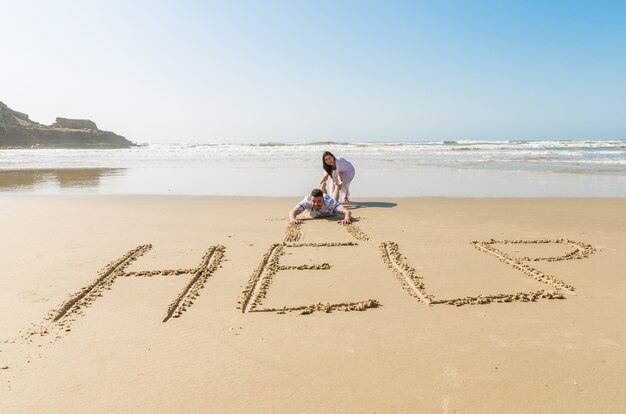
[335,172,343,187]
[319,171,329,186]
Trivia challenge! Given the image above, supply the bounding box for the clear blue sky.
[2,0,625,143]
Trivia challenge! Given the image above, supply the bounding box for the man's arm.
[336,206,351,224]
[289,206,304,224]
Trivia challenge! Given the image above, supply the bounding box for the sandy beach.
[1,196,625,413]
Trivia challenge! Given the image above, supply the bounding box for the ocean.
[1,140,626,197]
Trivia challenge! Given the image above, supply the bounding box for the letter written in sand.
[381,238,595,307]
[238,242,379,315]
[49,244,225,326]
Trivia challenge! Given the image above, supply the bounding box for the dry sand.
[1,196,625,413]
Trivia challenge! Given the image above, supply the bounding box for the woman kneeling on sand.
[319,151,355,203]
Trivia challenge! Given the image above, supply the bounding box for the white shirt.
[331,158,355,182]
[295,195,342,218]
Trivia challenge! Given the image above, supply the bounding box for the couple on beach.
[289,151,356,225]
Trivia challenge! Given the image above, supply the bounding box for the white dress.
[331,158,355,203]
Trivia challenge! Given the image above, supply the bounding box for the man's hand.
[336,206,351,224]
[337,216,351,224]
[289,206,304,225]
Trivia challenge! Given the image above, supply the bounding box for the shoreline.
[3,193,626,200]
[2,141,626,198]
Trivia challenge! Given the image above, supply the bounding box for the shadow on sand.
[345,201,398,210]
[316,215,363,223]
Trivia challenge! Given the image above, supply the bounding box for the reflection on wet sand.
[0,168,124,190]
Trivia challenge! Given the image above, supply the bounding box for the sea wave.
[2,139,625,171]
[144,139,626,151]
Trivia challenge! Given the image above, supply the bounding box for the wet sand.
[1,196,625,413]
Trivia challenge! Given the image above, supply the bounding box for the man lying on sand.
[289,188,352,224]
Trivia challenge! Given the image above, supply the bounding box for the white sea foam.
[2,139,625,196]
[2,139,625,169]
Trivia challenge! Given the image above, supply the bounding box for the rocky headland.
[0,101,136,148]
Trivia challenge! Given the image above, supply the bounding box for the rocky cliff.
[0,101,136,148]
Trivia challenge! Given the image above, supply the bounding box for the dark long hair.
[322,151,335,177]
